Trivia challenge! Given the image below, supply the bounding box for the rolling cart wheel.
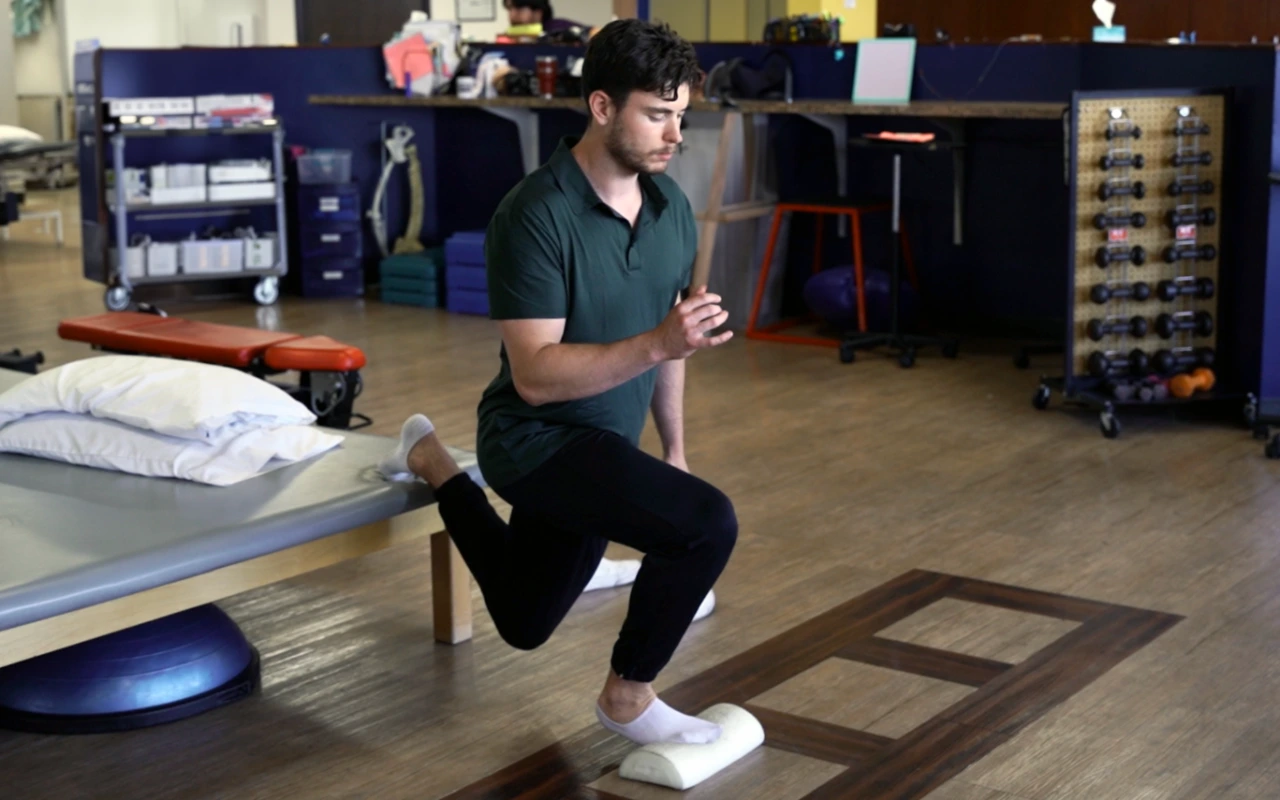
[1033,384,1051,410]
[839,342,855,364]
[942,339,960,359]
[104,286,131,312]
[254,277,280,306]
[1244,395,1259,428]
[1266,434,1280,460]
[898,347,916,369]
[1100,409,1121,439]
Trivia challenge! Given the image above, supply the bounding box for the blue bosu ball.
[0,604,260,734]
[803,266,919,331]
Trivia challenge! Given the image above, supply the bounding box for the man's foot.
[596,673,722,746]
[693,589,715,622]
[583,558,641,593]
[378,414,462,488]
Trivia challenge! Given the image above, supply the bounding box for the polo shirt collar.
[549,136,669,217]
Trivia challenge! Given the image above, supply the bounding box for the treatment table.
[0,366,483,733]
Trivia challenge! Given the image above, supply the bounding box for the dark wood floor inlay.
[836,636,1013,688]
[443,569,1181,799]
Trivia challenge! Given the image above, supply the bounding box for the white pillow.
[0,411,344,486]
[0,355,316,445]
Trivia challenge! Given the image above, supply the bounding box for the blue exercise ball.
[803,266,918,331]
[0,604,258,733]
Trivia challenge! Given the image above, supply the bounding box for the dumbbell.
[1091,281,1152,304]
[1105,124,1142,140]
[1088,348,1151,379]
[1156,276,1215,302]
[1101,152,1145,170]
[1166,207,1215,228]
[1096,245,1146,268]
[1099,180,1147,201]
[1163,243,1216,263]
[1088,315,1148,341]
[1155,310,1214,339]
[1093,211,1147,230]
[1168,179,1214,197]
[1174,121,1211,136]
[1170,367,1215,398]
[1153,346,1215,375]
[1172,151,1212,166]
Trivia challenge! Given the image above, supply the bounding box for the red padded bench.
[58,311,370,429]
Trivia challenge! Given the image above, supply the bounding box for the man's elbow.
[513,375,550,407]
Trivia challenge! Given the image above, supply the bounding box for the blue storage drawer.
[444,230,486,266]
[301,259,364,298]
[297,184,361,223]
[447,287,489,315]
[301,223,363,259]
[446,263,487,291]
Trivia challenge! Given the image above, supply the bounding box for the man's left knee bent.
[693,485,738,557]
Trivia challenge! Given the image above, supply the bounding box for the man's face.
[507,4,540,25]
[602,84,688,175]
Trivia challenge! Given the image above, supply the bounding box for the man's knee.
[496,620,555,651]
[694,485,738,556]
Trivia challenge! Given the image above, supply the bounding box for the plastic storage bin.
[296,150,352,185]
[297,184,361,223]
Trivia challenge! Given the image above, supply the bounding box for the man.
[379,19,736,747]
[502,0,587,34]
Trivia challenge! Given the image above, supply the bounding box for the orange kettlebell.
[1170,367,1215,399]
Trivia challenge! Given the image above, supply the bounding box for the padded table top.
[0,367,482,632]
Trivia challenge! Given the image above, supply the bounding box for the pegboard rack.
[1033,88,1247,439]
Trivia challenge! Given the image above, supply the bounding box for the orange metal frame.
[746,202,918,348]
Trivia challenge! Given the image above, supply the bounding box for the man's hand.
[651,286,733,361]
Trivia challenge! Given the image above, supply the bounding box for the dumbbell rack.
[1034,89,1236,439]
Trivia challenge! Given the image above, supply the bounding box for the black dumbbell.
[1169,179,1214,196]
[1157,276,1215,302]
[1088,315,1149,341]
[1088,348,1151,378]
[1167,207,1216,228]
[1091,281,1152,304]
[1163,243,1216,263]
[1105,124,1142,140]
[1174,121,1210,136]
[1155,311,1213,339]
[1101,153,1146,170]
[1094,211,1147,230]
[1096,245,1147,268]
[1153,346,1215,375]
[1172,151,1212,166]
[1099,180,1147,201]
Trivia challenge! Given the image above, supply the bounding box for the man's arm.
[500,318,663,407]
[501,286,728,406]
[650,357,686,466]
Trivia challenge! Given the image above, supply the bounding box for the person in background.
[503,0,588,34]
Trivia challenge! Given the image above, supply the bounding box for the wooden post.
[431,530,473,644]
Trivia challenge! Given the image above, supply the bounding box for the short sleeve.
[484,204,567,320]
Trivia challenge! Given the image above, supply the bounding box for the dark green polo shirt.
[475,136,697,490]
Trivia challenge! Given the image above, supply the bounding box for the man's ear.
[586,90,614,126]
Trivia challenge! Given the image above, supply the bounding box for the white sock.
[693,589,715,622]
[377,414,435,481]
[583,558,642,593]
[597,698,723,746]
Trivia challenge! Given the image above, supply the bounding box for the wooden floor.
[2,190,1279,799]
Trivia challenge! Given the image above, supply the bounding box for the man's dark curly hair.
[581,19,702,108]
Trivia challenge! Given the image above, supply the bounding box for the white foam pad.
[617,704,765,790]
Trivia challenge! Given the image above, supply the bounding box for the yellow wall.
[709,0,748,41]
